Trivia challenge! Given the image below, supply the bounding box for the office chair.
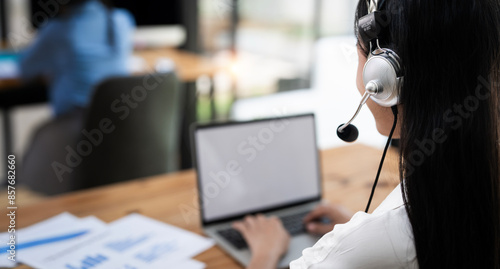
[19,72,183,195]
[79,72,184,188]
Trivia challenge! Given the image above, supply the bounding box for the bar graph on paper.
[104,234,151,252]
[134,241,178,263]
[65,254,138,269]
[64,254,108,269]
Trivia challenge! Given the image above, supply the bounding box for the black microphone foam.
[337,124,359,142]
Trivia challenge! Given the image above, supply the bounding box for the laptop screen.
[193,114,321,224]
[0,52,19,79]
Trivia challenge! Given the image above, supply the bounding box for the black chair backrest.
[78,72,184,188]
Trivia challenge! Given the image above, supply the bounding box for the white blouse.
[290,185,419,269]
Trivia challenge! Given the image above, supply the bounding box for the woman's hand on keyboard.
[233,214,290,269]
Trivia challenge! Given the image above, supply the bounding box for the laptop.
[0,51,20,79]
[191,113,322,268]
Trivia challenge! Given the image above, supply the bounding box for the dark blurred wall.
[29,0,200,53]
[114,1,182,26]
[114,0,200,53]
[179,0,200,53]
[0,0,6,41]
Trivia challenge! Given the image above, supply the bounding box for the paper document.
[0,213,106,268]
[1,213,212,268]
[31,214,213,269]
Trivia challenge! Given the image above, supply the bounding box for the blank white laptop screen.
[194,115,321,223]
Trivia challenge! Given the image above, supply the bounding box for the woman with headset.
[233,0,500,268]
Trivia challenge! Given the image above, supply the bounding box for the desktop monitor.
[113,1,182,27]
[29,0,183,28]
[29,0,188,48]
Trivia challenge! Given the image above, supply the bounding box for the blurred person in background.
[20,0,134,117]
[17,0,135,194]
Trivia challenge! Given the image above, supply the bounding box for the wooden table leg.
[209,78,216,121]
[2,107,12,185]
[180,82,198,170]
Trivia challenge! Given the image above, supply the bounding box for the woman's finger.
[306,222,334,235]
[303,205,330,223]
[256,214,267,222]
[243,215,257,229]
[232,221,247,234]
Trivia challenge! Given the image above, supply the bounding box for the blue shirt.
[20,0,135,116]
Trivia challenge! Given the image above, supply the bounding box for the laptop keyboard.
[216,211,310,250]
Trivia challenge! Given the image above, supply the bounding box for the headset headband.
[367,0,378,13]
[359,0,387,43]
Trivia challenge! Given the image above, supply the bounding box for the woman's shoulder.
[291,206,417,268]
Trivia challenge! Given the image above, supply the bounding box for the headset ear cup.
[362,49,402,107]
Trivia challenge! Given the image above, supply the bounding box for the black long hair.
[355,0,500,268]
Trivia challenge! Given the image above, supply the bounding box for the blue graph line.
[0,231,88,252]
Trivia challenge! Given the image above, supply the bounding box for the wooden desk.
[134,48,216,82]
[0,48,215,88]
[0,78,19,89]
[1,144,400,269]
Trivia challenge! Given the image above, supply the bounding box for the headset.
[336,0,404,212]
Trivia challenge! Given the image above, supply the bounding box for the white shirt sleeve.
[290,185,418,269]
